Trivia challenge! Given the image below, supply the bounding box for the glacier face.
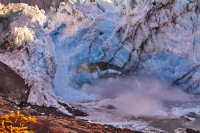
[105,0,200,93]
[53,0,200,96]
[69,0,200,94]
[1,0,200,108]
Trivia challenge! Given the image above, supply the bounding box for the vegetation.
[0,111,37,133]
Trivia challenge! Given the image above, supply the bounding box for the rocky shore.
[0,61,141,133]
[0,97,139,133]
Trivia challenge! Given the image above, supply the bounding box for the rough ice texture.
[1,0,200,108]
[72,0,200,93]
[0,3,71,115]
[105,0,200,93]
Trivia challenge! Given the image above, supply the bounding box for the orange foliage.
[0,111,37,133]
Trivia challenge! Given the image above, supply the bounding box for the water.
[75,95,200,133]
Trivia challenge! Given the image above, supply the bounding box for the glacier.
[1,0,200,117]
[55,0,200,96]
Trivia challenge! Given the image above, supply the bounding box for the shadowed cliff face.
[0,62,29,104]
[1,0,61,10]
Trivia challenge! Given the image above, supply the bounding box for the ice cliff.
[0,3,70,114]
[61,0,200,94]
[101,0,200,93]
[1,0,200,110]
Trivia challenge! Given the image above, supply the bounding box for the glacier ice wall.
[106,0,200,93]
[46,0,200,102]
[71,0,200,94]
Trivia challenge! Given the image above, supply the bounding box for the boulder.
[0,62,29,104]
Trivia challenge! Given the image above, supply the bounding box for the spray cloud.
[82,76,190,117]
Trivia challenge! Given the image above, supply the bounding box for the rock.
[58,102,87,116]
[0,62,29,104]
[175,128,187,133]
[186,112,200,120]
[186,128,200,133]
[99,104,117,110]
[183,116,196,121]
[76,62,121,73]
[174,128,200,133]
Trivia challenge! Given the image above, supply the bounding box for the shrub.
[0,111,37,133]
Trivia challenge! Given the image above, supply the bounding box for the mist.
[82,76,191,117]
